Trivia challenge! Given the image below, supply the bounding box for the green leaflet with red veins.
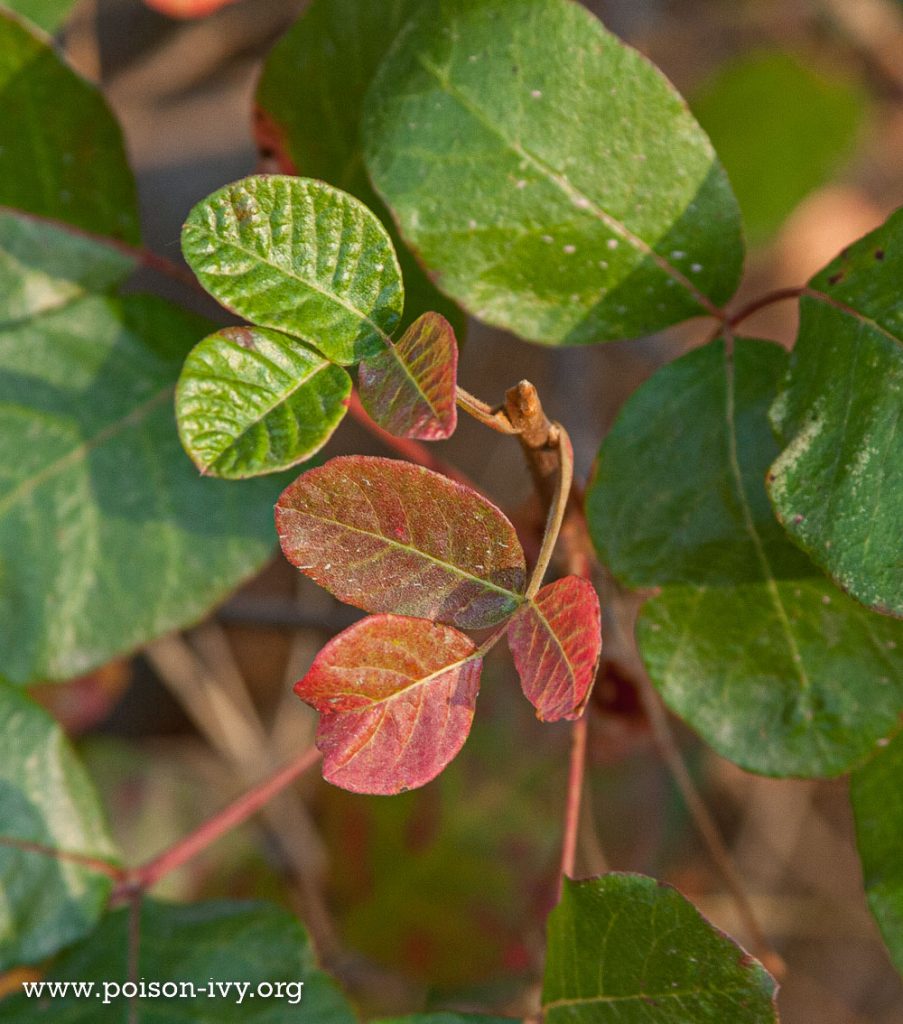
[275,456,526,629]
[296,614,481,794]
[358,312,458,440]
[507,576,601,722]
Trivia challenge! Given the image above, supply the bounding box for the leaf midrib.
[414,53,720,317]
[544,980,762,1010]
[323,649,479,710]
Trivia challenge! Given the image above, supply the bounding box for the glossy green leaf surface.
[0,899,357,1022]
[358,312,458,440]
[768,210,903,618]
[297,614,481,794]
[0,290,286,684]
[507,575,601,721]
[255,0,465,337]
[363,0,743,346]
[851,731,903,975]
[176,326,351,478]
[2,0,76,32]
[276,456,526,629]
[542,875,777,1022]
[692,51,865,244]
[0,11,139,242]
[587,338,903,777]
[182,175,403,365]
[0,682,118,971]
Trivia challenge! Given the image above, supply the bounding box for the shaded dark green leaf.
[543,875,777,1023]
[363,0,743,345]
[587,338,903,777]
[768,209,903,618]
[0,682,118,972]
[851,731,903,976]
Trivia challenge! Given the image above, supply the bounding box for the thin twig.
[0,836,124,879]
[457,385,521,434]
[559,715,589,890]
[115,746,322,896]
[526,424,573,599]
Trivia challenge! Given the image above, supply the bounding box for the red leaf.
[275,456,526,629]
[296,615,481,794]
[358,312,458,440]
[507,576,602,721]
[143,0,237,17]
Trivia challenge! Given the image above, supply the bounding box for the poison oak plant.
[0,0,900,1021]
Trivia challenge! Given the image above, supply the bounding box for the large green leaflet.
[181,175,403,365]
[176,326,352,479]
[0,11,139,243]
[542,875,777,1022]
[851,731,903,975]
[0,900,357,1022]
[363,0,744,346]
[0,683,118,972]
[0,287,285,684]
[1,0,76,33]
[375,1017,513,1023]
[586,339,903,777]
[692,51,865,245]
[768,209,903,619]
[255,0,465,337]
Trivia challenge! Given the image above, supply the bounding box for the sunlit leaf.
[255,0,466,338]
[768,209,903,618]
[507,575,601,721]
[0,899,357,1022]
[2,0,77,32]
[176,326,351,479]
[0,290,286,684]
[692,51,865,244]
[297,614,481,794]
[543,875,778,1023]
[0,682,118,972]
[358,312,458,440]
[851,731,903,976]
[181,175,403,365]
[586,338,903,777]
[363,0,743,346]
[0,11,139,242]
[276,456,526,629]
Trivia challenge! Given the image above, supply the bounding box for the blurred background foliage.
[6,0,903,1020]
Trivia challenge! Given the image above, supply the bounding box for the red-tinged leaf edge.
[358,311,458,440]
[143,0,238,17]
[507,576,602,721]
[295,614,482,795]
[275,455,527,629]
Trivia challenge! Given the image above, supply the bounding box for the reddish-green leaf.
[358,312,458,440]
[276,456,526,629]
[296,614,481,794]
[507,576,601,721]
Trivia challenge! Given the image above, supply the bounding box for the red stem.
[0,836,125,879]
[115,745,321,897]
[559,714,588,890]
[727,286,806,329]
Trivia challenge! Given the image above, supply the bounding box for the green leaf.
[768,209,903,618]
[0,682,118,971]
[176,326,352,479]
[276,455,526,629]
[851,731,903,976]
[358,311,458,440]
[0,288,287,684]
[586,338,903,777]
[254,0,466,338]
[182,175,403,365]
[0,10,140,242]
[1,0,77,33]
[0,899,357,1022]
[375,1016,514,1023]
[0,208,136,321]
[692,51,865,245]
[296,614,481,794]
[542,875,778,1023]
[363,0,743,346]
